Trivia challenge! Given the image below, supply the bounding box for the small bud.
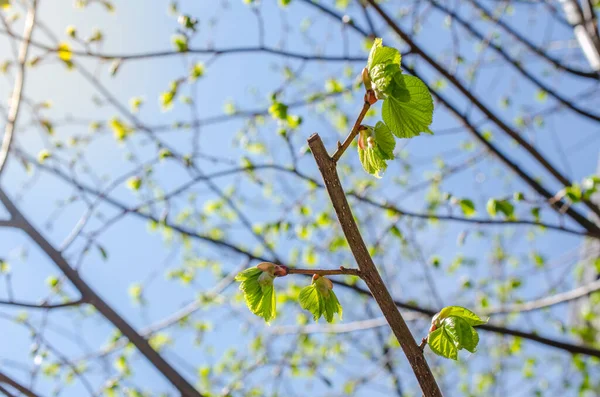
[274,265,288,277]
[361,67,372,91]
[66,25,77,38]
[257,262,276,272]
[365,89,378,105]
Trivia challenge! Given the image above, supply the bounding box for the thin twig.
[0,298,85,310]
[331,92,374,163]
[287,267,361,277]
[0,189,203,397]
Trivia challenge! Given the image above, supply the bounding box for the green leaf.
[129,96,143,113]
[299,276,342,323]
[428,327,458,360]
[109,117,133,141]
[443,316,478,353]
[358,122,395,178]
[382,75,434,138]
[433,306,488,326]
[235,266,277,322]
[367,38,401,72]
[189,62,204,81]
[171,34,188,52]
[37,149,52,163]
[127,176,142,191]
[57,42,72,61]
[299,284,321,320]
[459,199,476,218]
[487,198,515,219]
[269,101,288,121]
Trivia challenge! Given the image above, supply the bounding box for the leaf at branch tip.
[427,306,486,360]
[367,38,401,74]
[358,122,395,178]
[235,264,277,323]
[433,306,488,327]
[299,276,342,323]
[382,75,434,138]
[366,38,402,99]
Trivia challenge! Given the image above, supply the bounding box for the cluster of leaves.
[427,306,487,360]
[358,38,434,178]
[235,263,342,324]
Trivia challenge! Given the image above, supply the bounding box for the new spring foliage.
[359,38,434,178]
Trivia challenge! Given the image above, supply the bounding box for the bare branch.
[0,371,40,397]
[0,188,203,397]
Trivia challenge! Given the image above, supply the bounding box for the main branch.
[308,134,442,397]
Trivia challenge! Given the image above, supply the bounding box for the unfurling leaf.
[486,198,515,219]
[358,122,395,178]
[171,34,188,52]
[57,42,74,69]
[37,149,52,163]
[235,262,278,322]
[427,306,487,360]
[458,198,476,218]
[109,117,133,141]
[57,42,72,61]
[299,275,342,323]
[127,176,142,191]
[366,38,434,139]
[189,62,204,81]
[160,81,180,111]
[129,97,144,113]
[268,101,288,121]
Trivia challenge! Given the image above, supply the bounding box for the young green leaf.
[358,122,395,178]
[428,327,458,360]
[299,275,342,323]
[486,198,515,219]
[367,38,401,72]
[428,306,486,360]
[381,75,434,138]
[235,263,277,323]
[366,38,402,99]
[432,306,488,327]
[443,316,479,353]
[458,199,476,218]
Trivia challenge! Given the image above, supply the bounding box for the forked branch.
[307,134,442,396]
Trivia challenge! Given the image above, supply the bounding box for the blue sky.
[0,0,599,395]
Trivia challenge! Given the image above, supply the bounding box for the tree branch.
[331,94,373,163]
[0,188,203,397]
[0,298,86,310]
[286,267,361,277]
[0,1,37,179]
[466,0,599,78]
[0,371,40,397]
[307,133,442,397]
[483,278,600,315]
[365,0,600,226]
